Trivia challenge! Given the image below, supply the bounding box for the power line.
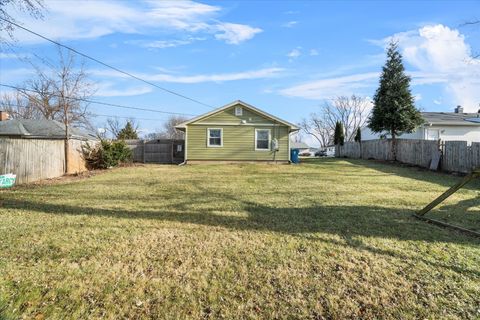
[92,113,168,121]
[0,17,215,109]
[0,84,196,116]
[0,103,171,122]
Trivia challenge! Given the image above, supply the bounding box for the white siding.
[361,125,480,144]
[361,127,424,141]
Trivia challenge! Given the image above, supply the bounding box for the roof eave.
[177,100,300,130]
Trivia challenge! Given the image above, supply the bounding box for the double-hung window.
[255,129,271,151]
[207,128,223,147]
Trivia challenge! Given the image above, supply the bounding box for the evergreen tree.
[334,121,345,146]
[117,121,138,140]
[368,41,423,159]
[354,127,362,142]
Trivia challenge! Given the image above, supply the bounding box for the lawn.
[1,158,479,319]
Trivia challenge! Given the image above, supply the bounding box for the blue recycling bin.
[290,148,300,164]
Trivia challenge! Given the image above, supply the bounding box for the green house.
[175,101,299,163]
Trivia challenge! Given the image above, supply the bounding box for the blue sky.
[1,0,479,143]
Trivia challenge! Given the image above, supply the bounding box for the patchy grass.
[0,158,479,319]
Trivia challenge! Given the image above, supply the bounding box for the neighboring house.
[291,141,312,155]
[361,106,480,144]
[175,100,299,163]
[323,145,336,157]
[0,112,97,183]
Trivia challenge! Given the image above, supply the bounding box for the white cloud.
[283,21,298,28]
[414,93,422,101]
[374,24,480,112]
[279,72,379,99]
[433,99,442,105]
[12,0,261,45]
[214,23,262,45]
[309,49,319,56]
[91,67,284,84]
[95,83,153,97]
[127,37,206,49]
[287,48,301,59]
[0,52,27,59]
[282,24,480,109]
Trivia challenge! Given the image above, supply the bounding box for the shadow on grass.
[304,158,480,191]
[4,195,480,278]
[4,193,480,246]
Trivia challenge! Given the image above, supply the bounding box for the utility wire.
[0,103,171,122]
[0,84,196,116]
[0,17,215,110]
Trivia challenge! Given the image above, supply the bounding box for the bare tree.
[300,116,332,147]
[0,48,95,172]
[0,91,43,118]
[142,116,187,140]
[105,118,139,139]
[322,95,370,141]
[300,95,370,147]
[105,118,122,139]
[0,0,45,45]
[1,48,95,127]
[161,115,187,139]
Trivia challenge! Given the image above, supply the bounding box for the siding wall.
[197,105,274,125]
[187,124,290,161]
[362,125,480,144]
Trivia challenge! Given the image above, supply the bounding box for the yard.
[1,158,479,319]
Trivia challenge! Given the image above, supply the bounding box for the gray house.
[362,106,480,144]
[0,112,97,184]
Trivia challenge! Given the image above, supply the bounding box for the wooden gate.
[125,139,184,164]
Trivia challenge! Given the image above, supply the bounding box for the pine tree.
[334,121,345,146]
[117,121,139,140]
[368,41,423,159]
[354,127,362,142]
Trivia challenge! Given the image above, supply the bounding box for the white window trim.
[207,128,223,147]
[235,106,243,116]
[255,128,271,151]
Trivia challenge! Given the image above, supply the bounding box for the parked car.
[315,150,327,157]
[299,151,312,157]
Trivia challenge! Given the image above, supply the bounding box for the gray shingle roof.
[290,141,310,149]
[422,112,480,126]
[0,119,97,140]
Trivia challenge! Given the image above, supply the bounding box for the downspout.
[178,126,187,166]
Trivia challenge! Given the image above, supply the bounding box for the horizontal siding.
[197,104,274,125]
[187,124,289,161]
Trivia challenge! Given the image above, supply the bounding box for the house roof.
[290,141,310,149]
[0,119,98,140]
[175,100,300,131]
[422,112,480,126]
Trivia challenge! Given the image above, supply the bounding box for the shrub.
[83,140,132,169]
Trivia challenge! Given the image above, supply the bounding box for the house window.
[255,129,271,151]
[235,106,243,116]
[207,128,223,147]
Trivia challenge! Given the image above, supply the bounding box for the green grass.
[1,158,479,319]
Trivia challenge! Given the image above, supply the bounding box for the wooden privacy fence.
[125,139,184,164]
[336,139,480,173]
[0,138,95,185]
[0,138,65,184]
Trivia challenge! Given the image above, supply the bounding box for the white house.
[362,106,480,144]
